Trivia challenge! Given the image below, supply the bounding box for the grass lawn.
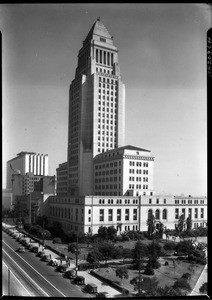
[95,257,205,293]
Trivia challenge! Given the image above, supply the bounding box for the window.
[188,208,192,218]
[108,209,113,221]
[133,209,137,221]
[195,208,198,219]
[125,209,129,221]
[164,199,166,204]
[182,208,185,218]
[117,209,121,221]
[162,209,167,219]
[201,208,204,218]
[148,209,153,219]
[99,209,104,221]
[88,217,91,222]
[175,208,179,219]
[88,209,91,214]
[155,209,160,220]
[149,198,152,204]
[156,198,159,204]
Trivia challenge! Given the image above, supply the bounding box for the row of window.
[175,199,205,205]
[98,76,118,85]
[129,161,149,167]
[148,209,168,220]
[175,208,204,219]
[98,208,138,222]
[95,177,121,183]
[149,198,166,204]
[129,184,148,189]
[98,198,138,205]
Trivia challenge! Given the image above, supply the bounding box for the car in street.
[41,254,51,262]
[31,246,39,253]
[55,264,67,273]
[48,259,60,266]
[17,246,25,253]
[52,237,62,244]
[63,269,76,279]
[85,283,98,294]
[37,251,45,258]
[96,292,109,298]
[72,276,85,285]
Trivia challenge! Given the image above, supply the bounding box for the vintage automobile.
[48,259,60,266]
[55,264,67,272]
[31,246,39,253]
[41,254,51,262]
[17,246,25,253]
[95,292,109,298]
[63,269,76,279]
[86,283,98,294]
[37,251,45,258]
[72,276,85,285]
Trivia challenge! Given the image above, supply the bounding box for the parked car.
[55,264,67,273]
[28,244,34,251]
[31,246,39,253]
[63,269,76,279]
[41,254,51,262]
[52,237,62,244]
[72,276,85,285]
[96,292,109,298]
[48,259,58,266]
[85,283,98,294]
[37,251,45,258]
[17,246,25,253]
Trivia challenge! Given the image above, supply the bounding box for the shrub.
[181,273,191,281]
[199,282,207,294]
[173,278,191,292]
[147,257,161,269]
[163,241,176,251]
[144,266,154,275]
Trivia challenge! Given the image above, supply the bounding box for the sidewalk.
[190,264,207,296]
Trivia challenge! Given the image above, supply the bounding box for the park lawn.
[95,257,205,293]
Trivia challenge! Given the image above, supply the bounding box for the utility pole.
[138,252,141,296]
[75,234,79,276]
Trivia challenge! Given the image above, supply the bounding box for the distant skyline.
[1,4,210,195]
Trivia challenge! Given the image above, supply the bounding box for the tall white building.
[67,18,125,197]
[7,151,49,189]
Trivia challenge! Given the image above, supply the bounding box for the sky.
[1,3,210,196]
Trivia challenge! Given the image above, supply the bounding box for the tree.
[48,221,64,238]
[68,242,80,255]
[97,241,115,263]
[176,239,195,255]
[199,282,207,294]
[156,285,185,296]
[87,250,103,266]
[157,222,164,239]
[107,226,117,241]
[147,214,156,239]
[132,241,148,269]
[186,216,192,232]
[164,228,171,241]
[163,241,177,251]
[98,226,108,240]
[115,267,129,285]
[173,278,191,293]
[148,241,162,259]
[178,214,185,237]
[131,276,159,296]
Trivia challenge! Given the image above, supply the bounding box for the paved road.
[2,232,92,297]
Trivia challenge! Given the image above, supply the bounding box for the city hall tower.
[67,19,125,196]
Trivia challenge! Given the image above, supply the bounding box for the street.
[2,231,91,297]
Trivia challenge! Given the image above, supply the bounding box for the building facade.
[93,145,154,197]
[45,194,207,235]
[67,18,125,197]
[7,151,49,189]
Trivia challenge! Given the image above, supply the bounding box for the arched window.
[68,208,70,219]
[155,209,160,220]
[148,209,153,219]
[65,208,67,218]
[58,207,60,217]
[163,209,167,220]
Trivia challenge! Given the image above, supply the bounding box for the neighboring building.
[93,145,154,197]
[45,194,207,235]
[67,18,125,197]
[2,188,12,212]
[56,162,68,196]
[7,151,49,189]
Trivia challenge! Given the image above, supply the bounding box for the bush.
[199,282,207,294]
[181,273,191,281]
[163,241,176,251]
[173,278,191,292]
[147,257,161,269]
[144,266,154,275]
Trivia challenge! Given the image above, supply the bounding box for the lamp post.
[138,252,143,296]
